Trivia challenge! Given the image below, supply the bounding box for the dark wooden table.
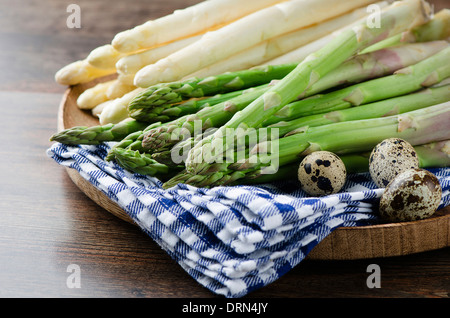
[0,0,448,301]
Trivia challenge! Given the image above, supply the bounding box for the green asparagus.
[234,139,450,185]
[264,45,450,125]
[271,84,450,137]
[104,124,160,162]
[152,85,449,168]
[129,88,255,122]
[185,0,432,175]
[113,147,175,177]
[141,85,268,152]
[50,119,151,145]
[127,63,297,113]
[415,140,450,169]
[129,7,447,123]
[163,102,450,188]
[51,41,448,148]
[362,8,450,54]
[142,41,446,154]
[151,129,218,167]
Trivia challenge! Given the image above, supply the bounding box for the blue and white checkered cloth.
[47,142,450,298]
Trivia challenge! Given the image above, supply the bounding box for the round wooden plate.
[57,77,450,260]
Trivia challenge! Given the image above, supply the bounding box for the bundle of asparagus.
[51,0,450,190]
[184,1,436,170]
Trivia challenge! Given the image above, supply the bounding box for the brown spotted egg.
[379,169,442,222]
[369,138,419,188]
[298,151,347,196]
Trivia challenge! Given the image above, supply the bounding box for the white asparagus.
[116,35,202,76]
[87,44,127,70]
[116,73,135,86]
[76,80,116,110]
[55,60,116,86]
[185,2,385,79]
[111,0,286,53]
[265,32,339,65]
[265,2,386,65]
[134,0,378,88]
[77,77,135,109]
[98,88,144,125]
[92,100,112,118]
[106,80,136,99]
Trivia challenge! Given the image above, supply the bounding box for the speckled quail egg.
[298,151,347,196]
[379,168,442,222]
[369,138,419,188]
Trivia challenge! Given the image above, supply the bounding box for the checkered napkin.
[47,142,450,298]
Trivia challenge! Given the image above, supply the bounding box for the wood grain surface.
[0,0,448,300]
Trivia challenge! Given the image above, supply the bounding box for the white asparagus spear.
[134,0,378,88]
[115,36,203,86]
[55,60,116,86]
[265,3,384,65]
[77,77,135,109]
[98,88,144,125]
[111,0,286,53]
[116,35,202,76]
[87,44,127,70]
[76,80,116,109]
[92,100,112,118]
[116,73,135,86]
[185,2,386,79]
[265,32,340,65]
[106,80,136,99]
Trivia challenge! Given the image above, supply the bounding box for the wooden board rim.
[56,80,450,261]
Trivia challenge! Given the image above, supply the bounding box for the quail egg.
[298,151,347,196]
[369,138,419,188]
[379,168,442,222]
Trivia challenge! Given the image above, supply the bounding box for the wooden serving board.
[57,77,450,260]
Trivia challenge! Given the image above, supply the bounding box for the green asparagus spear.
[129,88,254,122]
[112,147,175,177]
[415,140,450,169]
[151,128,218,167]
[185,0,432,175]
[127,63,297,113]
[104,123,161,162]
[50,119,151,145]
[141,85,268,152]
[341,140,450,174]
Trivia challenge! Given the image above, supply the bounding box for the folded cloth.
[47,142,450,298]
